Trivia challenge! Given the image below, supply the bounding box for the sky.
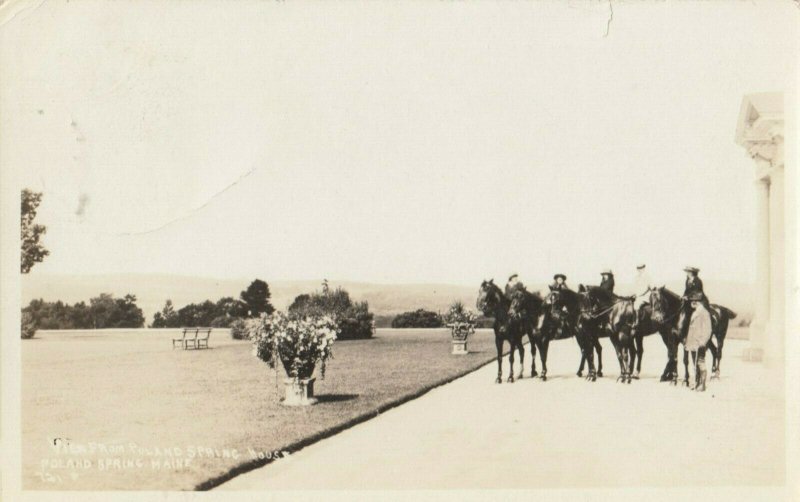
[2,0,797,288]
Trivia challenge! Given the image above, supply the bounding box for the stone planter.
[451,340,468,355]
[282,377,317,406]
[447,323,473,355]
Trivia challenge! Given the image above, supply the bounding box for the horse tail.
[712,304,737,320]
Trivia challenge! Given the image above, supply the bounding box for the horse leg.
[495,337,503,384]
[530,337,539,377]
[517,340,525,380]
[633,334,643,379]
[576,333,588,377]
[540,339,550,381]
[507,339,516,383]
[610,335,626,383]
[715,333,724,378]
[659,330,672,382]
[595,337,603,377]
[707,339,719,379]
[584,332,597,381]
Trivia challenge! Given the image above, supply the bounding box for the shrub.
[230,318,249,340]
[288,282,374,340]
[21,311,37,339]
[391,309,444,328]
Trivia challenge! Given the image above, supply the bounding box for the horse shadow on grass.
[315,393,359,403]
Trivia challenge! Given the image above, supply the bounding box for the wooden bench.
[172,328,212,350]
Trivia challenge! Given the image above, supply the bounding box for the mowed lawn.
[23,328,507,491]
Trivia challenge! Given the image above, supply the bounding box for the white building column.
[734,92,784,366]
[746,176,770,361]
[767,164,785,367]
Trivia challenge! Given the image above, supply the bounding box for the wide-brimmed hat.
[683,266,700,274]
[601,269,613,276]
[636,264,646,270]
[553,273,567,281]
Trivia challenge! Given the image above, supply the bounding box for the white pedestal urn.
[447,323,473,355]
[283,377,317,406]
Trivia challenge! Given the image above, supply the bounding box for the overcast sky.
[3,1,797,288]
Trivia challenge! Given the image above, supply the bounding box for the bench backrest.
[197,328,212,340]
[182,328,199,338]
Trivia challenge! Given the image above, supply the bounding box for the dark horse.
[530,286,583,381]
[575,285,612,381]
[648,287,738,384]
[477,280,525,383]
[639,287,683,383]
[576,285,637,383]
[507,285,546,378]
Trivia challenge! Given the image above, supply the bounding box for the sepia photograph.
[0,0,798,500]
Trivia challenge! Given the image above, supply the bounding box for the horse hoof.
[670,380,677,386]
[596,371,603,377]
[616,376,623,383]
[627,377,632,384]
[541,375,547,382]
[659,374,670,382]
[711,371,720,379]
[531,371,538,378]
[495,378,502,384]
[507,376,515,383]
[577,371,583,378]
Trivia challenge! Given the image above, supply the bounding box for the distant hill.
[21,274,754,325]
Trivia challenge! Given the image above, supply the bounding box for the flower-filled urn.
[443,301,477,355]
[248,311,339,406]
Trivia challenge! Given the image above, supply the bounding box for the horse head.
[576,285,596,325]
[648,286,675,324]
[477,279,504,317]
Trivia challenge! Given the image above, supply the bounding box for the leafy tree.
[391,309,444,328]
[240,279,275,317]
[21,293,145,336]
[21,189,49,273]
[152,299,178,328]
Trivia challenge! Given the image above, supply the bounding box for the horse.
[575,285,613,381]
[531,286,583,381]
[507,285,546,378]
[676,302,738,385]
[631,286,683,382]
[649,287,737,385]
[477,279,525,383]
[576,285,637,383]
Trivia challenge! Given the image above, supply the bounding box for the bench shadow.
[316,393,359,403]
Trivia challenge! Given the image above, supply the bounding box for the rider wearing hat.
[505,273,523,297]
[679,266,713,339]
[551,273,569,290]
[600,269,615,294]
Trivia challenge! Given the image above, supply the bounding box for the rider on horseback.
[679,266,716,339]
[600,270,615,293]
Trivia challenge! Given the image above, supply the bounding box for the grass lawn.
[23,328,508,491]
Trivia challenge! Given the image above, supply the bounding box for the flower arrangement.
[249,311,339,380]
[443,301,477,341]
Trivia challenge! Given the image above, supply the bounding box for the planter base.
[282,377,317,406]
[451,340,468,355]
